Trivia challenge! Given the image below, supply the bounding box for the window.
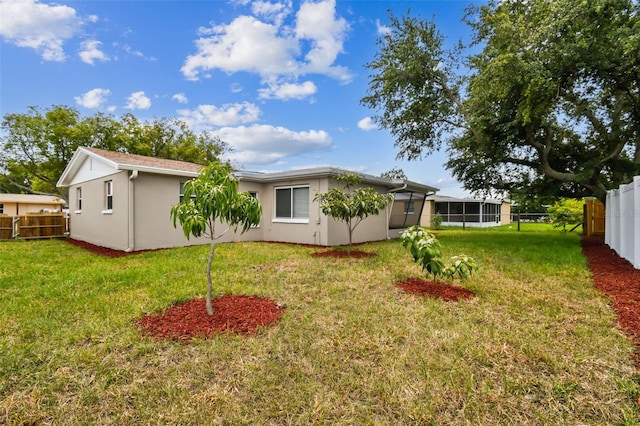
[404,201,415,214]
[275,186,309,222]
[104,180,113,211]
[76,187,82,212]
[0,203,3,214]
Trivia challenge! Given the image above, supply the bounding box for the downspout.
[126,170,139,252]
[386,182,408,240]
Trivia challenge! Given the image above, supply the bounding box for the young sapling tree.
[401,225,477,283]
[170,160,261,315]
[314,173,393,255]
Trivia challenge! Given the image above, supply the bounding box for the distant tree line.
[0,105,228,200]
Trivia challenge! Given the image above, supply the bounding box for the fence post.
[517,213,521,231]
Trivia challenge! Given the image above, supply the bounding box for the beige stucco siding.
[68,171,130,251]
[258,177,327,245]
[325,182,391,246]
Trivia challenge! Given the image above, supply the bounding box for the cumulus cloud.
[125,91,151,110]
[251,0,292,26]
[219,124,332,166]
[181,0,352,97]
[0,0,83,61]
[357,117,377,131]
[177,102,261,129]
[78,40,109,65]
[172,93,188,104]
[258,80,317,100]
[294,0,350,81]
[74,88,111,109]
[376,19,390,36]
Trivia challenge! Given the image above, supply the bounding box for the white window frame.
[102,180,113,214]
[273,185,309,223]
[74,187,82,213]
[179,181,196,203]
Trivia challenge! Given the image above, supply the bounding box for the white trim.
[272,218,309,224]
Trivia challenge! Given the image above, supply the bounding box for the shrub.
[401,225,477,282]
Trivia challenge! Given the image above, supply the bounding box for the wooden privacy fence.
[0,213,68,240]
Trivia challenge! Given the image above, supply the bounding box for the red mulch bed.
[395,278,476,301]
[311,249,376,258]
[137,296,285,343]
[581,236,640,367]
[65,238,143,258]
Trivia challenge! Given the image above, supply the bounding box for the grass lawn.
[1,230,638,424]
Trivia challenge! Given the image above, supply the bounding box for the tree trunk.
[206,238,215,315]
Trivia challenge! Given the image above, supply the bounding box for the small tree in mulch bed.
[398,226,478,300]
[314,173,393,255]
[170,160,261,315]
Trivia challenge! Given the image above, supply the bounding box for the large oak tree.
[362,0,639,203]
[1,105,228,200]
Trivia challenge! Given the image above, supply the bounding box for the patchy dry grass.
[1,231,638,425]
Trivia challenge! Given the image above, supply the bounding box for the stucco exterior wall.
[68,171,130,251]
[256,177,328,246]
[325,181,392,246]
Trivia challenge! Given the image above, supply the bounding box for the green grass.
[1,231,638,425]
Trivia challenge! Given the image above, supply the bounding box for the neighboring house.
[56,147,438,251]
[0,194,67,216]
[427,195,511,227]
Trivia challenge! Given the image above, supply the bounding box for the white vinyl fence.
[605,175,640,269]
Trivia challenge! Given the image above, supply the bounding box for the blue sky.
[1,0,479,197]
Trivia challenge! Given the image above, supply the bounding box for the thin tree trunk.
[206,238,215,315]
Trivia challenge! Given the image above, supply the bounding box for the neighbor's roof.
[0,193,66,204]
[236,167,439,194]
[426,194,504,204]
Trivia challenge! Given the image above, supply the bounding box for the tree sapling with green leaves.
[548,198,583,233]
[401,225,477,283]
[314,173,393,255]
[170,160,261,315]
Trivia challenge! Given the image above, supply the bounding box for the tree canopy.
[362,0,640,204]
[0,105,228,199]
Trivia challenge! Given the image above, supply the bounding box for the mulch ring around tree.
[581,236,640,368]
[395,277,476,301]
[310,249,377,258]
[137,296,286,343]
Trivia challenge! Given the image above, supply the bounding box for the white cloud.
[251,0,292,26]
[181,15,299,81]
[181,0,352,93]
[177,102,261,129]
[219,124,332,166]
[357,117,377,131]
[74,88,110,109]
[78,39,109,65]
[294,0,351,81]
[258,80,317,100]
[125,91,151,110]
[172,93,188,104]
[376,19,390,36]
[0,0,83,61]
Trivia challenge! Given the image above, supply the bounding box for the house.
[0,193,67,216]
[56,147,438,251]
[427,195,510,227]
